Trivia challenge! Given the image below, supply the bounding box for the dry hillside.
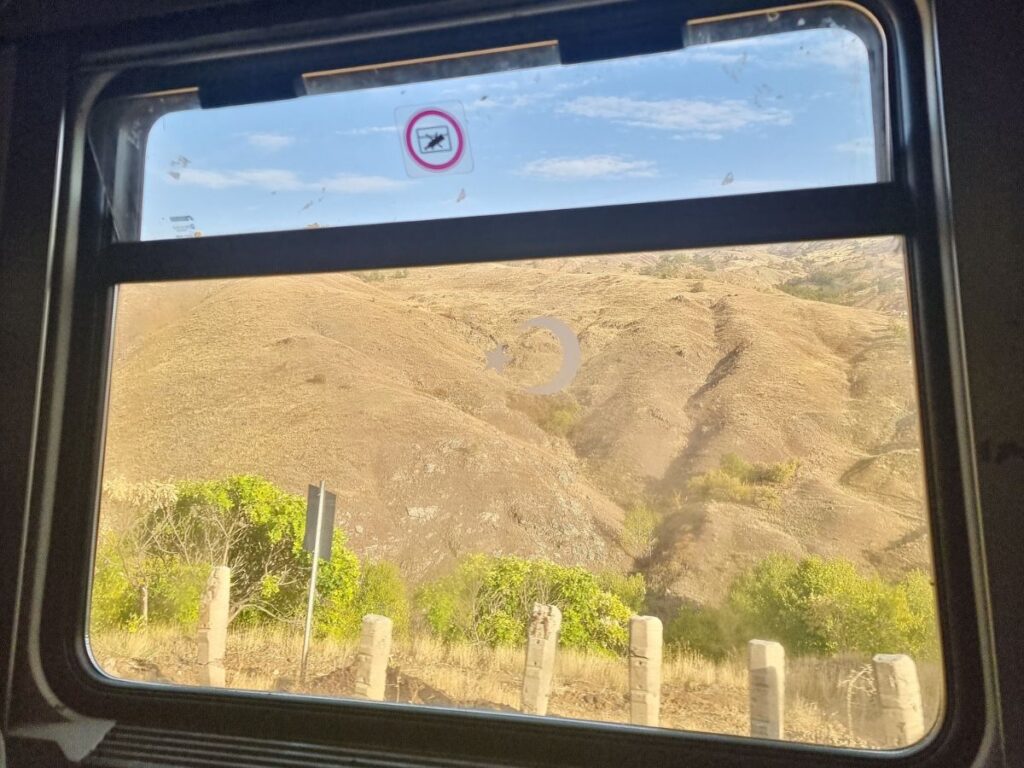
[103,236,930,605]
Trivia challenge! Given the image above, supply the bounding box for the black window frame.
[12,0,989,766]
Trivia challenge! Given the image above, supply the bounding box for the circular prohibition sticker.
[396,103,473,176]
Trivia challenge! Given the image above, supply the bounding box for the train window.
[43,0,975,765]
[95,5,887,242]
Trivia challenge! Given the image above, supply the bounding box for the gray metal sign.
[303,484,336,561]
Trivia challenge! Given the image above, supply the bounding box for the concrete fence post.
[873,654,925,747]
[354,615,393,701]
[197,565,230,687]
[629,616,663,726]
[521,603,562,716]
[749,639,785,739]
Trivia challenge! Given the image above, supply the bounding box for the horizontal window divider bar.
[101,183,908,284]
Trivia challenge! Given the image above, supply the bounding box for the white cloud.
[169,167,407,193]
[674,132,723,142]
[171,168,304,190]
[319,173,407,192]
[519,155,657,180]
[336,125,398,136]
[836,137,873,155]
[245,132,295,150]
[562,96,791,138]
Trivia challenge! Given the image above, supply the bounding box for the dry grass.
[90,625,941,750]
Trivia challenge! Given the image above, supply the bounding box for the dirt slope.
[104,237,930,600]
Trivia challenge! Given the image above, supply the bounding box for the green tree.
[95,475,361,629]
[417,556,633,655]
[92,538,219,631]
[357,562,411,637]
[91,539,143,630]
[897,570,942,660]
[596,571,647,614]
[158,476,360,624]
[96,479,183,624]
[320,561,411,640]
[415,554,492,643]
[726,554,939,658]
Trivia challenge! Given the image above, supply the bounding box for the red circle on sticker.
[404,108,466,171]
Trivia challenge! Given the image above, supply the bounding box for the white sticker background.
[395,101,474,178]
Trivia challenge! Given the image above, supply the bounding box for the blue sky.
[142,27,878,240]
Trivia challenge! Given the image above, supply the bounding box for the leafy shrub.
[620,502,658,559]
[897,570,942,660]
[144,558,208,627]
[93,475,361,631]
[664,604,734,661]
[688,469,779,509]
[727,554,939,659]
[415,554,492,644]
[417,556,634,655]
[91,540,207,630]
[166,476,361,625]
[665,555,939,661]
[596,571,647,614]
[507,393,582,438]
[719,453,800,485]
[321,561,411,640]
[687,454,799,509]
[91,540,143,630]
[541,403,582,437]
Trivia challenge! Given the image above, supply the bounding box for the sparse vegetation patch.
[508,393,582,438]
[639,252,717,279]
[356,268,409,283]
[687,453,800,510]
[620,502,658,560]
[777,263,906,310]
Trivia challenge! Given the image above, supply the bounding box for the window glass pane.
[133,5,885,240]
[91,237,942,749]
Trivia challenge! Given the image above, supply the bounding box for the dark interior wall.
[0,38,68,736]
[935,0,1024,763]
[0,42,18,768]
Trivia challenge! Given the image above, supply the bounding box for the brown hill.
[103,237,930,603]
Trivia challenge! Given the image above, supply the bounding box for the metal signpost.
[300,480,336,682]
